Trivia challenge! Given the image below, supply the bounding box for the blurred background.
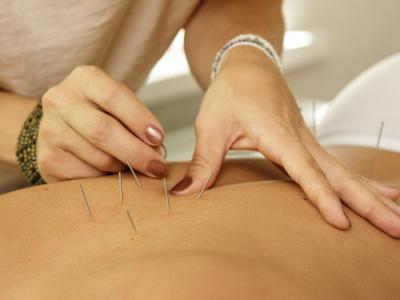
[138,0,400,161]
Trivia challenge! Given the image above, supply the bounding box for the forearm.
[184,0,284,88]
[0,92,37,164]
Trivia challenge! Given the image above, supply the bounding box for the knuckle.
[101,81,123,109]
[96,153,118,172]
[314,196,327,210]
[336,171,361,198]
[88,116,111,143]
[190,152,210,171]
[42,86,65,108]
[310,189,328,208]
[71,64,99,79]
[269,117,297,137]
[37,149,58,172]
[363,201,378,220]
[130,146,146,166]
[38,120,55,141]
[386,221,400,238]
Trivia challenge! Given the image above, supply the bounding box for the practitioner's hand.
[171,47,400,238]
[37,65,167,182]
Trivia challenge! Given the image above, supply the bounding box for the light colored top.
[0,0,200,99]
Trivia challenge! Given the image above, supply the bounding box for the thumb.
[171,130,227,196]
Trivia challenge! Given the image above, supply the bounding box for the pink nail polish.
[146,160,167,178]
[145,126,163,145]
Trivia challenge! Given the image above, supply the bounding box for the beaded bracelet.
[211,33,282,80]
[16,103,46,185]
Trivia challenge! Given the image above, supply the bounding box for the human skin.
[0,69,167,183]
[180,0,400,235]
[0,0,397,233]
[0,92,37,164]
[0,147,399,299]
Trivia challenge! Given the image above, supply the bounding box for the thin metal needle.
[79,184,93,217]
[126,209,137,234]
[198,170,214,199]
[312,100,317,136]
[163,177,171,214]
[118,171,123,202]
[369,121,385,178]
[126,160,142,187]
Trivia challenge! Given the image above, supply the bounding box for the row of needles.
[78,157,215,236]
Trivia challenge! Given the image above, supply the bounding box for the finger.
[302,141,400,237]
[362,177,400,200]
[359,178,400,217]
[59,98,167,178]
[40,115,126,173]
[67,65,164,146]
[330,167,400,238]
[38,147,105,183]
[298,124,400,236]
[170,125,228,195]
[259,134,351,230]
[381,197,400,217]
[59,124,126,173]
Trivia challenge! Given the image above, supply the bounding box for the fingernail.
[171,177,192,194]
[146,160,167,178]
[145,126,163,145]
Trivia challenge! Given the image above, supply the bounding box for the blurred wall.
[284,0,400,100]
[144,0,400,138]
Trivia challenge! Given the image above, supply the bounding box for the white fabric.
[318,52,400,153]
[0,0,200,99]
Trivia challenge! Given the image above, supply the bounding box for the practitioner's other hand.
[37,65,167,182]
[171,47,400,238]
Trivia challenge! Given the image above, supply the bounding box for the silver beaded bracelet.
[210,33,282,80]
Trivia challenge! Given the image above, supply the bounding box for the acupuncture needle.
[198,170,214,199]
[79,184,93,217]
[369,121,385,179]
[126,160,142,187]
[118,171,123,202]
[163,177,171,214]
[126,209,138,234]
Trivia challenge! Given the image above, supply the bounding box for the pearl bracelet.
[211,34,282,80]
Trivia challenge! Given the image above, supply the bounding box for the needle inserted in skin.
[79,184,93,217]
[118,171,123,202]
[127,160,141,187]
[198,170,214,199]
[369,121,385,179]
[163,177,171,214]
[126,209,137,234]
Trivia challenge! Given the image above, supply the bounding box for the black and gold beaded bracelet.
[16,103,46,185]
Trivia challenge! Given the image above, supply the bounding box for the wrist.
[0,93,37,165]
[219,46,281,76]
